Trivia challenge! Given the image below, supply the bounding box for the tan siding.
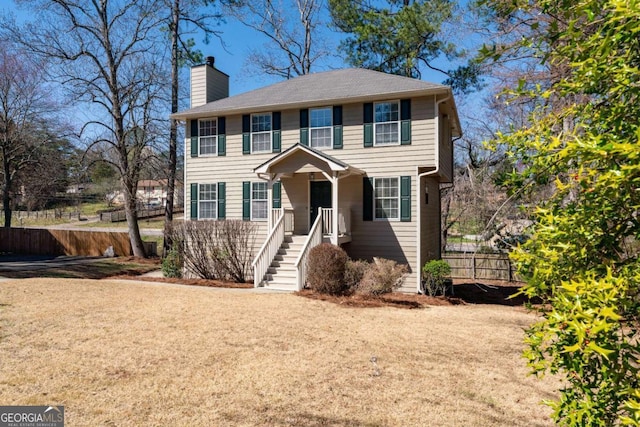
[190,66,229,108]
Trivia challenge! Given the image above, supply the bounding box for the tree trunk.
[123,186,146,257]
[163,0,180,257]
[2,154,11,228]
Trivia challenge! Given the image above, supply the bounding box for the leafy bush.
[170,220,256,282]
[307,243,349,295]
[422,260,451,296]
[162,246,183,278]
[344,259,369,291]
[358,258,408,296]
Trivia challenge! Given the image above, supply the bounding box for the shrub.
[422,260,451,296]
[307,243,349,295]
[162,246,183,278]
[170,220,257,282]
[344,259,369,291]
[358,258,408,296]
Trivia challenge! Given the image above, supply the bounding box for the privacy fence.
[442,253,520,282]
[0,228,132,257]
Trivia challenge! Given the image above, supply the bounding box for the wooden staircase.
[261,234,306,291]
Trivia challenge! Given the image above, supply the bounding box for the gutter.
[416,93,452,293]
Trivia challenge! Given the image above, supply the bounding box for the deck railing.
[252,209,286,287]
[320,208,351,236]
[271,208,294,232]
[295,207,324,291]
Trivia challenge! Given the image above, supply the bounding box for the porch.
[251,144,364,290]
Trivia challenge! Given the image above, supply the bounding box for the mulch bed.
[111,275,254,289]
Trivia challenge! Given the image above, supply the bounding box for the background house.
[173,57,460,292]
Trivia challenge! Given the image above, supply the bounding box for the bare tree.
[225,0,329,78]
[163,0,221,256]
[7,0,169,256]
[0,44,62,228]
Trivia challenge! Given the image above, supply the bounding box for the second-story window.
[198,119,217,155]
[374,101,400,146]
[310,107,332,149]
[251,113,272,153]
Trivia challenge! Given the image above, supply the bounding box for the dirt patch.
[296,289,465,309]
[112,276,254,289]
[452,279,540,306]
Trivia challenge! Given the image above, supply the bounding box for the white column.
[332,172,339,245]
[267,176,274,231]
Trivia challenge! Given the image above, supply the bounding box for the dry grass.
[0,279,559,426]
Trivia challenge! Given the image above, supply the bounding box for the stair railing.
[252,208,286,287]
[294,207,324,291]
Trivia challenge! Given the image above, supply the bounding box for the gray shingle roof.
[172,68,452,119]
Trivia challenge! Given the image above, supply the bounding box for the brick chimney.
[190,55,229,108]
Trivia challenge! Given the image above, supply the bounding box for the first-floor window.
[374,177,399,220]
[251,182,268,220]
[199,183,217,219]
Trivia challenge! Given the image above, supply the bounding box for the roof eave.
[171,87,452,121]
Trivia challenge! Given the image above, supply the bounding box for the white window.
[199,183,217,219]
[251,113,272,153]
[374,177,399,220]
[374,102,399,146]
[198,119,217,156]
[251,182,268,220]
[310,107,332,149]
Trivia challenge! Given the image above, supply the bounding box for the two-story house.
[172,57,460,293]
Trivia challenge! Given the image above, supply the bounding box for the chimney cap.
[205,56,215,67]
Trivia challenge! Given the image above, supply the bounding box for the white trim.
[250,181,268,221]
[250,112,273,153]
[309,106,333,149]
[373,100,401,146]
[373,177,400,221]
[197,117,218,156]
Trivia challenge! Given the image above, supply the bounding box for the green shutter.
[300,128,309,146]
[272,112,281,153]
[333,106,343,149]
[190,120,199,157]
[190,183,198,219]
[218,117,226,156]
[364,124,373,147]
[400,176,411,222]
[242,181,250,220]
[218,135,226,156]
[243,134,250,154]
[333,126,343,149]
[401,99,411,145]
[363,103,374,147]
[363,177,373,221]
[273,182,281,209]
[300,109,309,146]
[272,130,281,153]
[217,182,226,219]
[242,115,250,154]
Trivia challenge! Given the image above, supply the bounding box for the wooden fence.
[0,228,133,257]
[443,253,519,282]
[99,207,183,222]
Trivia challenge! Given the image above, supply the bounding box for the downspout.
[183,121,188,221]
[416,94,450,293]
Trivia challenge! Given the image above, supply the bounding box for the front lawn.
[0,279,558,426]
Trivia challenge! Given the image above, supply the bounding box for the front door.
[310,180,332,230]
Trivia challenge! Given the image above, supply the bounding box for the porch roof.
[253,143,365,178]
